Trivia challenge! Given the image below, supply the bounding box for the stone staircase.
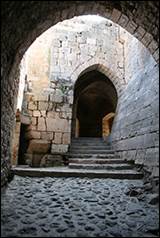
[66,137,143,179]
[12,138,144,180]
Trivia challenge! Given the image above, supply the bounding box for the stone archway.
[72,70,118,138]
[1,1,159,186]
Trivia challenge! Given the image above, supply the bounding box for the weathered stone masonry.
[12,15,159,182]
[15,17,125,166]
[1,1,159,186]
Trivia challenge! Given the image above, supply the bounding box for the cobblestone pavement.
[1,176,159,237]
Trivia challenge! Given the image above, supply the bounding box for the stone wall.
[49,16,125,88]
[19,16,127,166]
[1,1,159,186]
[23,91,72,166]
[14,16,159,174]
[111,36,159,179]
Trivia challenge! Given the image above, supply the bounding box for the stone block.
[144,148,159,166]
[37,117,46,131]
[141,32,153,47]
[128,135,145,150]
[46,118,70,133]
[61,104,72,113]
[25,93,34,102]
[125,20,138,34]
[62,133,71,145]
[111,8,121,23]
[153,49,159,62]
[47,111,56,118]
[27,124,37,131]
[40,154,64,167]
[144,133,158,148]
[27,139,50,154]
[32,154,44,167]
[118,14,129,28]
[68,95,73,104]
[33,110,41,117]
[148,40,158,54]
[28,101,37,110]
[126,150,136,161]
[38,101,48,110]
[60,112,72,119]
[33,94,48,102]
[53,132,62,144]
[40,111,46,117]
[20,115,31,125]
[135,150,146,165]
[28,110,33,116]
[50,89,63,103]
[43,88,55,94]
[25,131,41,139]
[31,117,37,126]
[51,144,68,154]
[41,132,53,140]
[134,26,146,40]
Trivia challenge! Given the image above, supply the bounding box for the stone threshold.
[11,166,143,179]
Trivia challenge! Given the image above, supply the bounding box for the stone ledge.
[11,166,143,179]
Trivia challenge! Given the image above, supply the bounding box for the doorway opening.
[18,123,29,165]
[72,70,118,138]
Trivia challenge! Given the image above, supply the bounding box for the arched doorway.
[72,70,118,138]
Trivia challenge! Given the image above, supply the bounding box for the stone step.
[72,137,104,140]
[70,146,112,150]
[71,140,109,143]
[71,139,108,142]
[66,154,117,158]
[69,163,133,170]
[12,166,143,180]
[68,158,128,164]
[71,144,111,148]
[71,142,108,145]
[68,150,115,154]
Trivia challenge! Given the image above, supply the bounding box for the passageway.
[1,1,159,237]
[72,70,117,138]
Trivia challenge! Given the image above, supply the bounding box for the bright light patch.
[78,15,107,23]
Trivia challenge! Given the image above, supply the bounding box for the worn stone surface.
[111,57,159,178]
[1,176,159,237]
[1,1,159,186]
[40,154,64,167]
[46,118,70,133]
[15,15,158,170]
[51,144,68,154]
[37,117,46,131]
[27,140,50,154]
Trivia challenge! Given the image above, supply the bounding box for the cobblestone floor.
[1,176,159,237]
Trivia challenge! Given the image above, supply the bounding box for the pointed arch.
[70,59,125,97]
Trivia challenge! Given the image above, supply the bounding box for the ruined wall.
[20,16,127,166]
[111,33,159,179]
[1,1,159,186]
[16,16,159,174]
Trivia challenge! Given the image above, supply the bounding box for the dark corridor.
[72,70,118,138]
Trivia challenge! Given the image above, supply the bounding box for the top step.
[71,138,110,145]
[72,137,104,141]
